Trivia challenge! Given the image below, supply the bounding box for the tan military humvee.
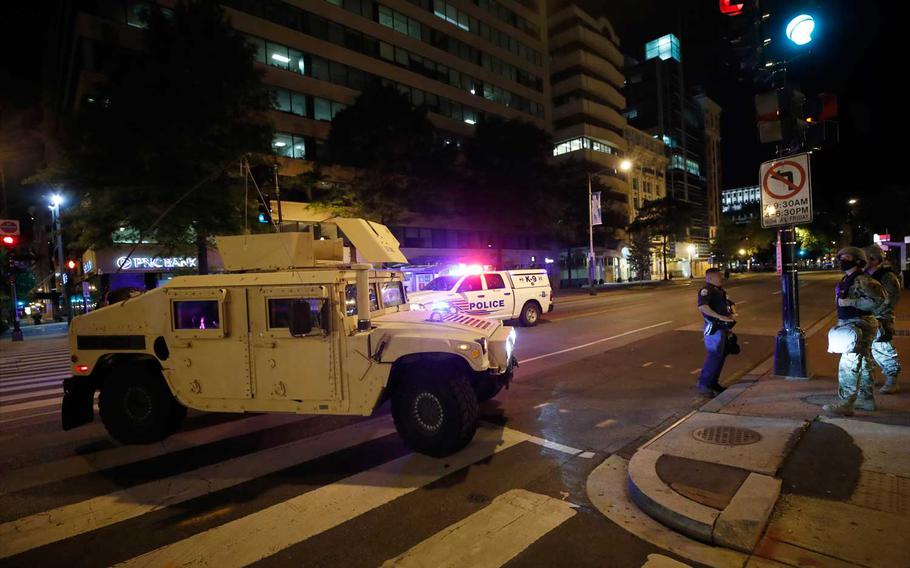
[63,219,516,456]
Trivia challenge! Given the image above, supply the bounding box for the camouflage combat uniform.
[869,265,902,388]
[834,269,886,406]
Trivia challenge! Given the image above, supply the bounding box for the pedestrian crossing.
[0,340,685,568]
[0,340,71,422]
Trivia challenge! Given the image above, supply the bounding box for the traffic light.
[754,87,806,144]
[719,0,746,16]
[67,259,78,271]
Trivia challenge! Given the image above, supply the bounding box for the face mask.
[839,259,858,271]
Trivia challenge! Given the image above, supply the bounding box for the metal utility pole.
[273,164,283,226]
[586,173,595,295]
[50,198,69,322]
[774,223,807,377]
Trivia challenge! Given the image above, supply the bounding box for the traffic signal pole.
[774,225,808,377]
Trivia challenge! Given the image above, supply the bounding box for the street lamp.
[686,244,696,278]
[620,160,632,172]
[847,198,858,205]
[48,193,69,322]
[586,166,622,294]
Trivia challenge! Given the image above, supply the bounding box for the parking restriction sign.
[759,152,813,228]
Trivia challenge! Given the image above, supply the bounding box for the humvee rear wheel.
[519,302,541,327]
[392,371,478,457]
[99,368,185,444]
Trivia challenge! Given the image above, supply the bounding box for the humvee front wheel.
[392,371,478,457]
[99,368,185,444]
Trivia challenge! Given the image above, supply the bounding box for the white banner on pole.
[591,192,602,226]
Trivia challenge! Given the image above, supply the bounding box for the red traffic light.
[719,0,745,15]
[1,235,16,246]
[67,260,77,270]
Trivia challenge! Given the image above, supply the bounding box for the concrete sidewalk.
[589,295,910,567]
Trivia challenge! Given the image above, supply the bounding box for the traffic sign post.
[759,153,813,379]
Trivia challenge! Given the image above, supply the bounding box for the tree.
[326,81,436,174]
[628,198,693,280]
[627,229,653,281]
[44,1,274,273]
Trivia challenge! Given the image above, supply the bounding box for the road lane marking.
[520,321,673,364]
[114,424,530,568]
[690,368,702,375]
[532,402,550,409]
[0,410,60,426]
[0,388,62,403]
[380,489,576,568]
[0,414,314,495]
[522,433,592,458]
[0,416,398,560]
[0,378,65,392]
[642,362,654,368]
[0,397,62,414]
[663,364,672,368]
[578,451,596,459]
[596,418,617,429]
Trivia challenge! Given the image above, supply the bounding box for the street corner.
[586,454,748,568]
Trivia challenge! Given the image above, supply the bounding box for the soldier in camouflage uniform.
[823,247,887,417]
[866,245,902,394]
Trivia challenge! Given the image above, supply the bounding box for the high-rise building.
[46,0,551,177]
[695,94,722,236]
[547,3,630,283]
[624,34,716,256]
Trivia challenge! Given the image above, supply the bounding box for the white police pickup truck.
[409,270,553,326]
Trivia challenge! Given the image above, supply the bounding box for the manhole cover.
[692,426,762,446]
[802,394,839,407]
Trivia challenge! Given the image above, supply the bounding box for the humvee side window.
[457,275,483,293]
[344,284,379,316]
[268,298,326,330]
[173,300,220,330]
[380,282,406,308]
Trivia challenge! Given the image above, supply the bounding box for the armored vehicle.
[62,219,516,456]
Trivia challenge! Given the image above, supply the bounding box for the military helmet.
[836,246,867,263]
[865,244,885,262]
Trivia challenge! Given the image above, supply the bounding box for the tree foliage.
[628,197,693,280]
[43,1,274,272]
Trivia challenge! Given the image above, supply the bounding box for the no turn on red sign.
[759,152,813,228]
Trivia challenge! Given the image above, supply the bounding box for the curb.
[626,445,783,553]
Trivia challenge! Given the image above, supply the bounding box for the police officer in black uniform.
[696,268,736,397]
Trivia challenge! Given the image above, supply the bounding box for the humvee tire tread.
[99,366,185,444]
[392,370,478,457]
[474,379,504,402]
[519,301,541,327]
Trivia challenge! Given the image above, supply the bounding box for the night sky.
[590,0,902,193]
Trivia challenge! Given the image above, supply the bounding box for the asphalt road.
[0,271,840,568]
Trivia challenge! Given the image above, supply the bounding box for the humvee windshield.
[344,282,406,316]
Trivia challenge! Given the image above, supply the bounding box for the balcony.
[550,74,625,114]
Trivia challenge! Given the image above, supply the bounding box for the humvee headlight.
[457,343,471,351]
[506,329,517,360]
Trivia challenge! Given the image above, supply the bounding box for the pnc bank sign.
[116,256,198,271]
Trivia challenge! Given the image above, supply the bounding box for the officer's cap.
[836,246,867,263]
[864,245,885,262]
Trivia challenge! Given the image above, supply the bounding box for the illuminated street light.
[739,248,747,256]
[847,198,858,205]
[620,160,632,172]
[49,194,64,208]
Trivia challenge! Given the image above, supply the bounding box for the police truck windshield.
[423,276,460,291]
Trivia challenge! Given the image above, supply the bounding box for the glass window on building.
[273,89,291,113]
[267,43,290,69]
[289,48,305,74]
[273,133,293,157]
[292,137,306,159]
[247,36,266,63]
[314,98,332,121]
[291,91,307,116]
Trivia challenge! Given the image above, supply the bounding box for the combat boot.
[822,398,855,417]
[854,398,876,411]
[880,378,900,395]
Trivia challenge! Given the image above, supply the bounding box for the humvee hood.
[373,309,500,336]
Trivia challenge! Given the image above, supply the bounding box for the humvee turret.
[62,219,516,456]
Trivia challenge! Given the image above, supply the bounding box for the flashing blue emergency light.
[786,14,815,46]
[258,212,269,224]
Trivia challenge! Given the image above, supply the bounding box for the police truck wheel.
[519,302,541,327]
[392,371,478,457]
[99,369,184,444]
